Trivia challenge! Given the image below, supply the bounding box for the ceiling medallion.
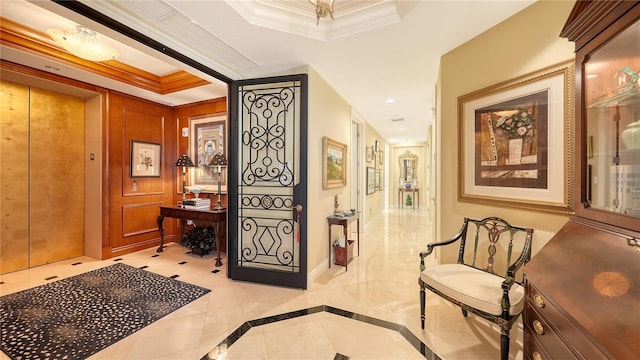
[308,0,335,25]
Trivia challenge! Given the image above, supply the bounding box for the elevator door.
[0,81,85,274]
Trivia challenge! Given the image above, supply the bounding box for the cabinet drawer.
[524,302,576,359]
[524,331,561,360]
[525,282,609,359]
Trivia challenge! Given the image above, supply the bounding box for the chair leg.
[461,308,468,317]
[420,285,426,329]
[500,328,510,360]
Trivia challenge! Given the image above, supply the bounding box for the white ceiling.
[1,0,535,144]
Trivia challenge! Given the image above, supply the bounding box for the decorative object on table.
[209,152,228,209]
[0,263,209,360]
[333,195,339,215]
[185,185,206,198]
[130,140,161,177]
[175,154,195,206]
[180,197,211,210]
[180,224,217,255]
[322,136,348,189]
[405,182,413,189]
[458,60,575,214]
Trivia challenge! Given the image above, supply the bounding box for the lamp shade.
[209,153,228,167]
[47,26,119,62]
[174,154,195,167]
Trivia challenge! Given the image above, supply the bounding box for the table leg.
[156,215,165,252]
[328,225,332,268]
[357,218,360,256]
[214,220,223,267]
[343,224,349,272]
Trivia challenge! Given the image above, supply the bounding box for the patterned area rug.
[0,263,210,360]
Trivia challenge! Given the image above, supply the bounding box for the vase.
[507,138,523,165]
[621,120,640,150]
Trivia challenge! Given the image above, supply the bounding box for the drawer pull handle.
[534,294,545,308]
[533,351,543,360]
[533,320,545,335]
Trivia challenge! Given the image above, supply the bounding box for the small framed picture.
[375,140,380,153]
[130,140,161,177]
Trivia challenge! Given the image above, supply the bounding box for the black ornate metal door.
[228,75,307,289]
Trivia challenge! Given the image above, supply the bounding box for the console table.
[398,187,419,209]
[157,206,227,267]
[327,213,360,271]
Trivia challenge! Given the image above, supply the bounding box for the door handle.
[292,205,303,212]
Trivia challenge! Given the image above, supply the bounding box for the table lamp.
[174,154,195,207]
[209,152,227,210]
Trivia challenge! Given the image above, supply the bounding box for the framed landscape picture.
[322,136,347,189]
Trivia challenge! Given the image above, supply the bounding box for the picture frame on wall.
[322,136,347,189]
[130,140,161,178]
[366,167,375,195]
[366,146,374,162]
[458,60,574,214]
[189,115,226,192]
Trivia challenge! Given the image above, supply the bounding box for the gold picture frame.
[323,136,347,189]
[189,114,226,192]
[458,60,575,214]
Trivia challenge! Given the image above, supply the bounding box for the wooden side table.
[157,206,227,267]
[327,213,360,271]
[398,187,419,209]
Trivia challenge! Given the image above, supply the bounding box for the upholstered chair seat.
[420,263,525,316]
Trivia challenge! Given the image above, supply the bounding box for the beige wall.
[437,0,576,263]
[306,66,354,273]
[363,122,386,220]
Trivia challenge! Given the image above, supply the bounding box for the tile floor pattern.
[0,209,524,359]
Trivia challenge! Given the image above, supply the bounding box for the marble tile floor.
[0,209,523,360]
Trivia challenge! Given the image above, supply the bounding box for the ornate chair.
[419,217,533,360]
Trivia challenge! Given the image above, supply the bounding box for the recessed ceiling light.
[385,98,395,104]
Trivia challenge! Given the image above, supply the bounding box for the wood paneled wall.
[105,92,174,258]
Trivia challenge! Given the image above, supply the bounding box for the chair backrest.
[457,217,533,282]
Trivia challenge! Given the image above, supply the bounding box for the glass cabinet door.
[584,18,640,218]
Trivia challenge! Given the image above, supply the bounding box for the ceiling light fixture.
[308,0,335,26]
[47,26,120,62]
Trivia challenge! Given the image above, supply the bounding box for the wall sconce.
[174,154,195,207]
[209,152,228,210]
[47,26,120,62]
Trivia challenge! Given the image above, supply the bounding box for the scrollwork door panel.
[229,75,308,289]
